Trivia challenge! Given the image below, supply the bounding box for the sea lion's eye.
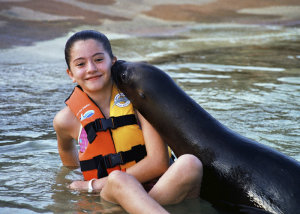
[121,73,126,81]
[138,91,145,99]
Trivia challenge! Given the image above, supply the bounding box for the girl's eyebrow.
[73,52,105,62]
[93,52,105,57]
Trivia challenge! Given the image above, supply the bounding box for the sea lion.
[111,60,300,214]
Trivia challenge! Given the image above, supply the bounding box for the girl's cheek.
[76,68,86,76]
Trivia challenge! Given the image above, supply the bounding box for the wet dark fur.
[112,60,300,214]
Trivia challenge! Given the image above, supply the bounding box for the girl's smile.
[85,74,102,81]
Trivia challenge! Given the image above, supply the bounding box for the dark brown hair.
[64,30,114,69]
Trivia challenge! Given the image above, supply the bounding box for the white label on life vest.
[114,93,130,107]
[80,110,95,121]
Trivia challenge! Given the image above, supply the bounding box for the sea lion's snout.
[111,60,130,85]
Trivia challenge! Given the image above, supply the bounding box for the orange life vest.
[65,85,146,180]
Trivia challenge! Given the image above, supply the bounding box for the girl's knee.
[101,170,131,201]
[106,170,140,189]
[177,155,202,198]
[177,154,203,172]
[106,170,129,187]
[174,154,203,184]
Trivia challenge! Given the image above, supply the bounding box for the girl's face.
[67,39,116,93]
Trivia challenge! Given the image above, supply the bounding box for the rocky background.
[1,0,300,49]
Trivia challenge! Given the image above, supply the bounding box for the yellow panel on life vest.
[110,86,145,169]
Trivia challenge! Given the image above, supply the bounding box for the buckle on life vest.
[94,155,109,178]
[85,114,138,144]
[94,118,114,131]
[104,153,124,168]
[100,118,114,131]
[80,155,109,178]
[80,144,147,178]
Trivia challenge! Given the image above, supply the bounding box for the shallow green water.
[0,23,299,213]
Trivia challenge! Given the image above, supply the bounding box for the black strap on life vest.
[80,144,147,178]
[85,114,138,143]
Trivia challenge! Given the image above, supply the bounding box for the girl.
[53,30,203,214]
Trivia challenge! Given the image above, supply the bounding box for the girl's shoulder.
[53,107,74,126]
[53,107,79,138]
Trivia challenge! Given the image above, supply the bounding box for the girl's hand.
[69,177,107,192]
[68,180,89,191]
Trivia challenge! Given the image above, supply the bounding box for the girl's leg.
[100,170,169,214]
[149,154,203,205]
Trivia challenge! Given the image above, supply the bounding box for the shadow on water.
[0,21,299,213]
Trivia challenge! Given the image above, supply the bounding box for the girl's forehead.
[70,39,106,58]
[72,39,104,50]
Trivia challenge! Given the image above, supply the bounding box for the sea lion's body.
[111,60,300,214]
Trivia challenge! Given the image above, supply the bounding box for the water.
[0,23,299,213]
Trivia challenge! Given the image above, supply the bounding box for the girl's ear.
[66,69,76,83]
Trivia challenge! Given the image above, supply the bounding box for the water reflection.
[0,23,299,213]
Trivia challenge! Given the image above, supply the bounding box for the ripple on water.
[158,62,285,73]
[277,77,300,85]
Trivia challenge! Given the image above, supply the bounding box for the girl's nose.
[87,61,97,73]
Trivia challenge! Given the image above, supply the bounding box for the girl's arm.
[53,107,79,167]
[125,111,170,183]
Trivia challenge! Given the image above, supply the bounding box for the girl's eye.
[95,58,103,62]
[76,62,85,67]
